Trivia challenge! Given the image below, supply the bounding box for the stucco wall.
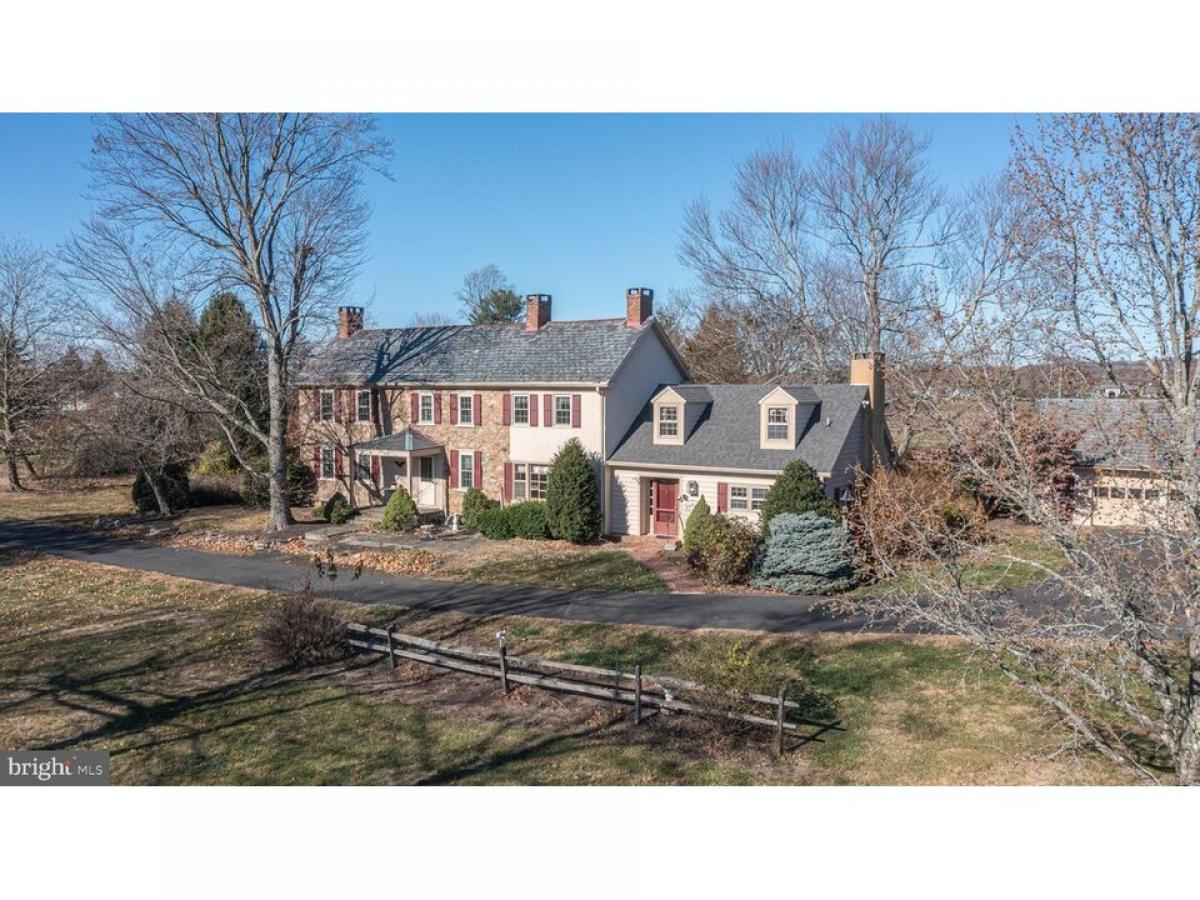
[1072,468,1189,529]
[508,388,602,464]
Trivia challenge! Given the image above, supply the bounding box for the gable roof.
[1036,398,1183,470]
[609,383,868,474]
[297,318,678,386]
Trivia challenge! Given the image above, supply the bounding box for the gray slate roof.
[297,318,654,386]
[1036,398,1184,470]
[356,428,442,453]
[609,383,868,474]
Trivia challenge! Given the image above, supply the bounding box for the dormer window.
[766,407,789,441]
[657,405,679,438]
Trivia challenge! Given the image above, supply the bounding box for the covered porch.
[356,428,447,515]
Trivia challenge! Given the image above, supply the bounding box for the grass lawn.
[0,551,1128,785]
[447,546,669,593]
[0,476,135,526]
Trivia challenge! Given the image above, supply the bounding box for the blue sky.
[0,113,1028,325]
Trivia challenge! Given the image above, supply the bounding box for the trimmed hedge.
[474,501,551,540]
[379,484,419,532]
[750,512,856,594]
[461,488,497,529]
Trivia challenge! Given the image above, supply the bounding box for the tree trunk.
[4,449,22,491]
[1178,716,1200,786]
[146,470,172,516]
[20,452,37,480]
[265,348,294,531]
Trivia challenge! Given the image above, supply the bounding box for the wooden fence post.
[776,682,788,757]
[387,628,397,671]
[634,664,642,725]
[497,630,509,694]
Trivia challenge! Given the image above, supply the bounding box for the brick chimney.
[626,287,654,327]
[850,352,887,469]
[337,306,364,340]
[525,294,551,332]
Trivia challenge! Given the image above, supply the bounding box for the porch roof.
[356,428,443,456]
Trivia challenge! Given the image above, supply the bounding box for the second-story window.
[319,390,334,422]
[554,394,572,426]
[512,394,530,425]
[356,390,371,423]
[458,394,473,425]
[766,407,789,441]
[419,393,433,424]
[657,405,679,438]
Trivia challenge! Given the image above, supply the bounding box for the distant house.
[295,289,889,536]
[1038,397,1187,528]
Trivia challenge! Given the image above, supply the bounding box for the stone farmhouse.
[296,290,888,538]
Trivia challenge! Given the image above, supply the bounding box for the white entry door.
[417,456,435,507]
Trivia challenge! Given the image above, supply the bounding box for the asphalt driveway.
[0,520,875,634]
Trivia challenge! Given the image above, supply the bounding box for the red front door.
[652,480,678,537]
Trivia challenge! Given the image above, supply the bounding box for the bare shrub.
[258,589,347,667]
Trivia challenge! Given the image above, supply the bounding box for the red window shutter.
[571,393,581,428]
[434,392,443,424]
[717,482,728,513]
[369,389,378,428]
[312,446,320,478]
[370,453,381,485]
[333,389,342,423]
[474,451,483,490]
[529,393,539,427]
[312,388,321,420]
[449,392,458,425]
[502,392,511,426]
[410,392,419,423]
[503,461,513,502]
[543,394,552,427]
[474,393,482,426]
[334,447,344,478]
[448,449,459,488]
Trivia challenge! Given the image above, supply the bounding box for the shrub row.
[475,501,551,540]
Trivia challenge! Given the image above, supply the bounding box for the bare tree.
[456,264,521,324]
[64,114,392,530]
[848,114,1200,785]
[679,118,949,453]
[0,238,66,490]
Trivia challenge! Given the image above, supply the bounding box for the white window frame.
[356,389,372,423]
[513,462,549,501]
[320,446,335,480]
[418,392,434,424]
[355,454,372,483]
[458,394,474,426]
[657,404,679,438]
[553,394,572,427]
[766,407,789,442]
[729,485,749,512]
[319,390,334,422]
[750,487,767,511]
[512,393,530,426]
[458,450,474,490]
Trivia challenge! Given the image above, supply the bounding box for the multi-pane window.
[356,390,372,423]
[554,394,572,426]
[458,394,473,425]
[751,487,767,511]
[658,405,679,437]
[419,393,433,423]
[729,486,749,511]
[458,451,474,489]
[319,390,334,422]
[766,407,789,441]
[513,463,549,501]
[320,447,334,479]
[355,454,372,482]
[512,394,530,425]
